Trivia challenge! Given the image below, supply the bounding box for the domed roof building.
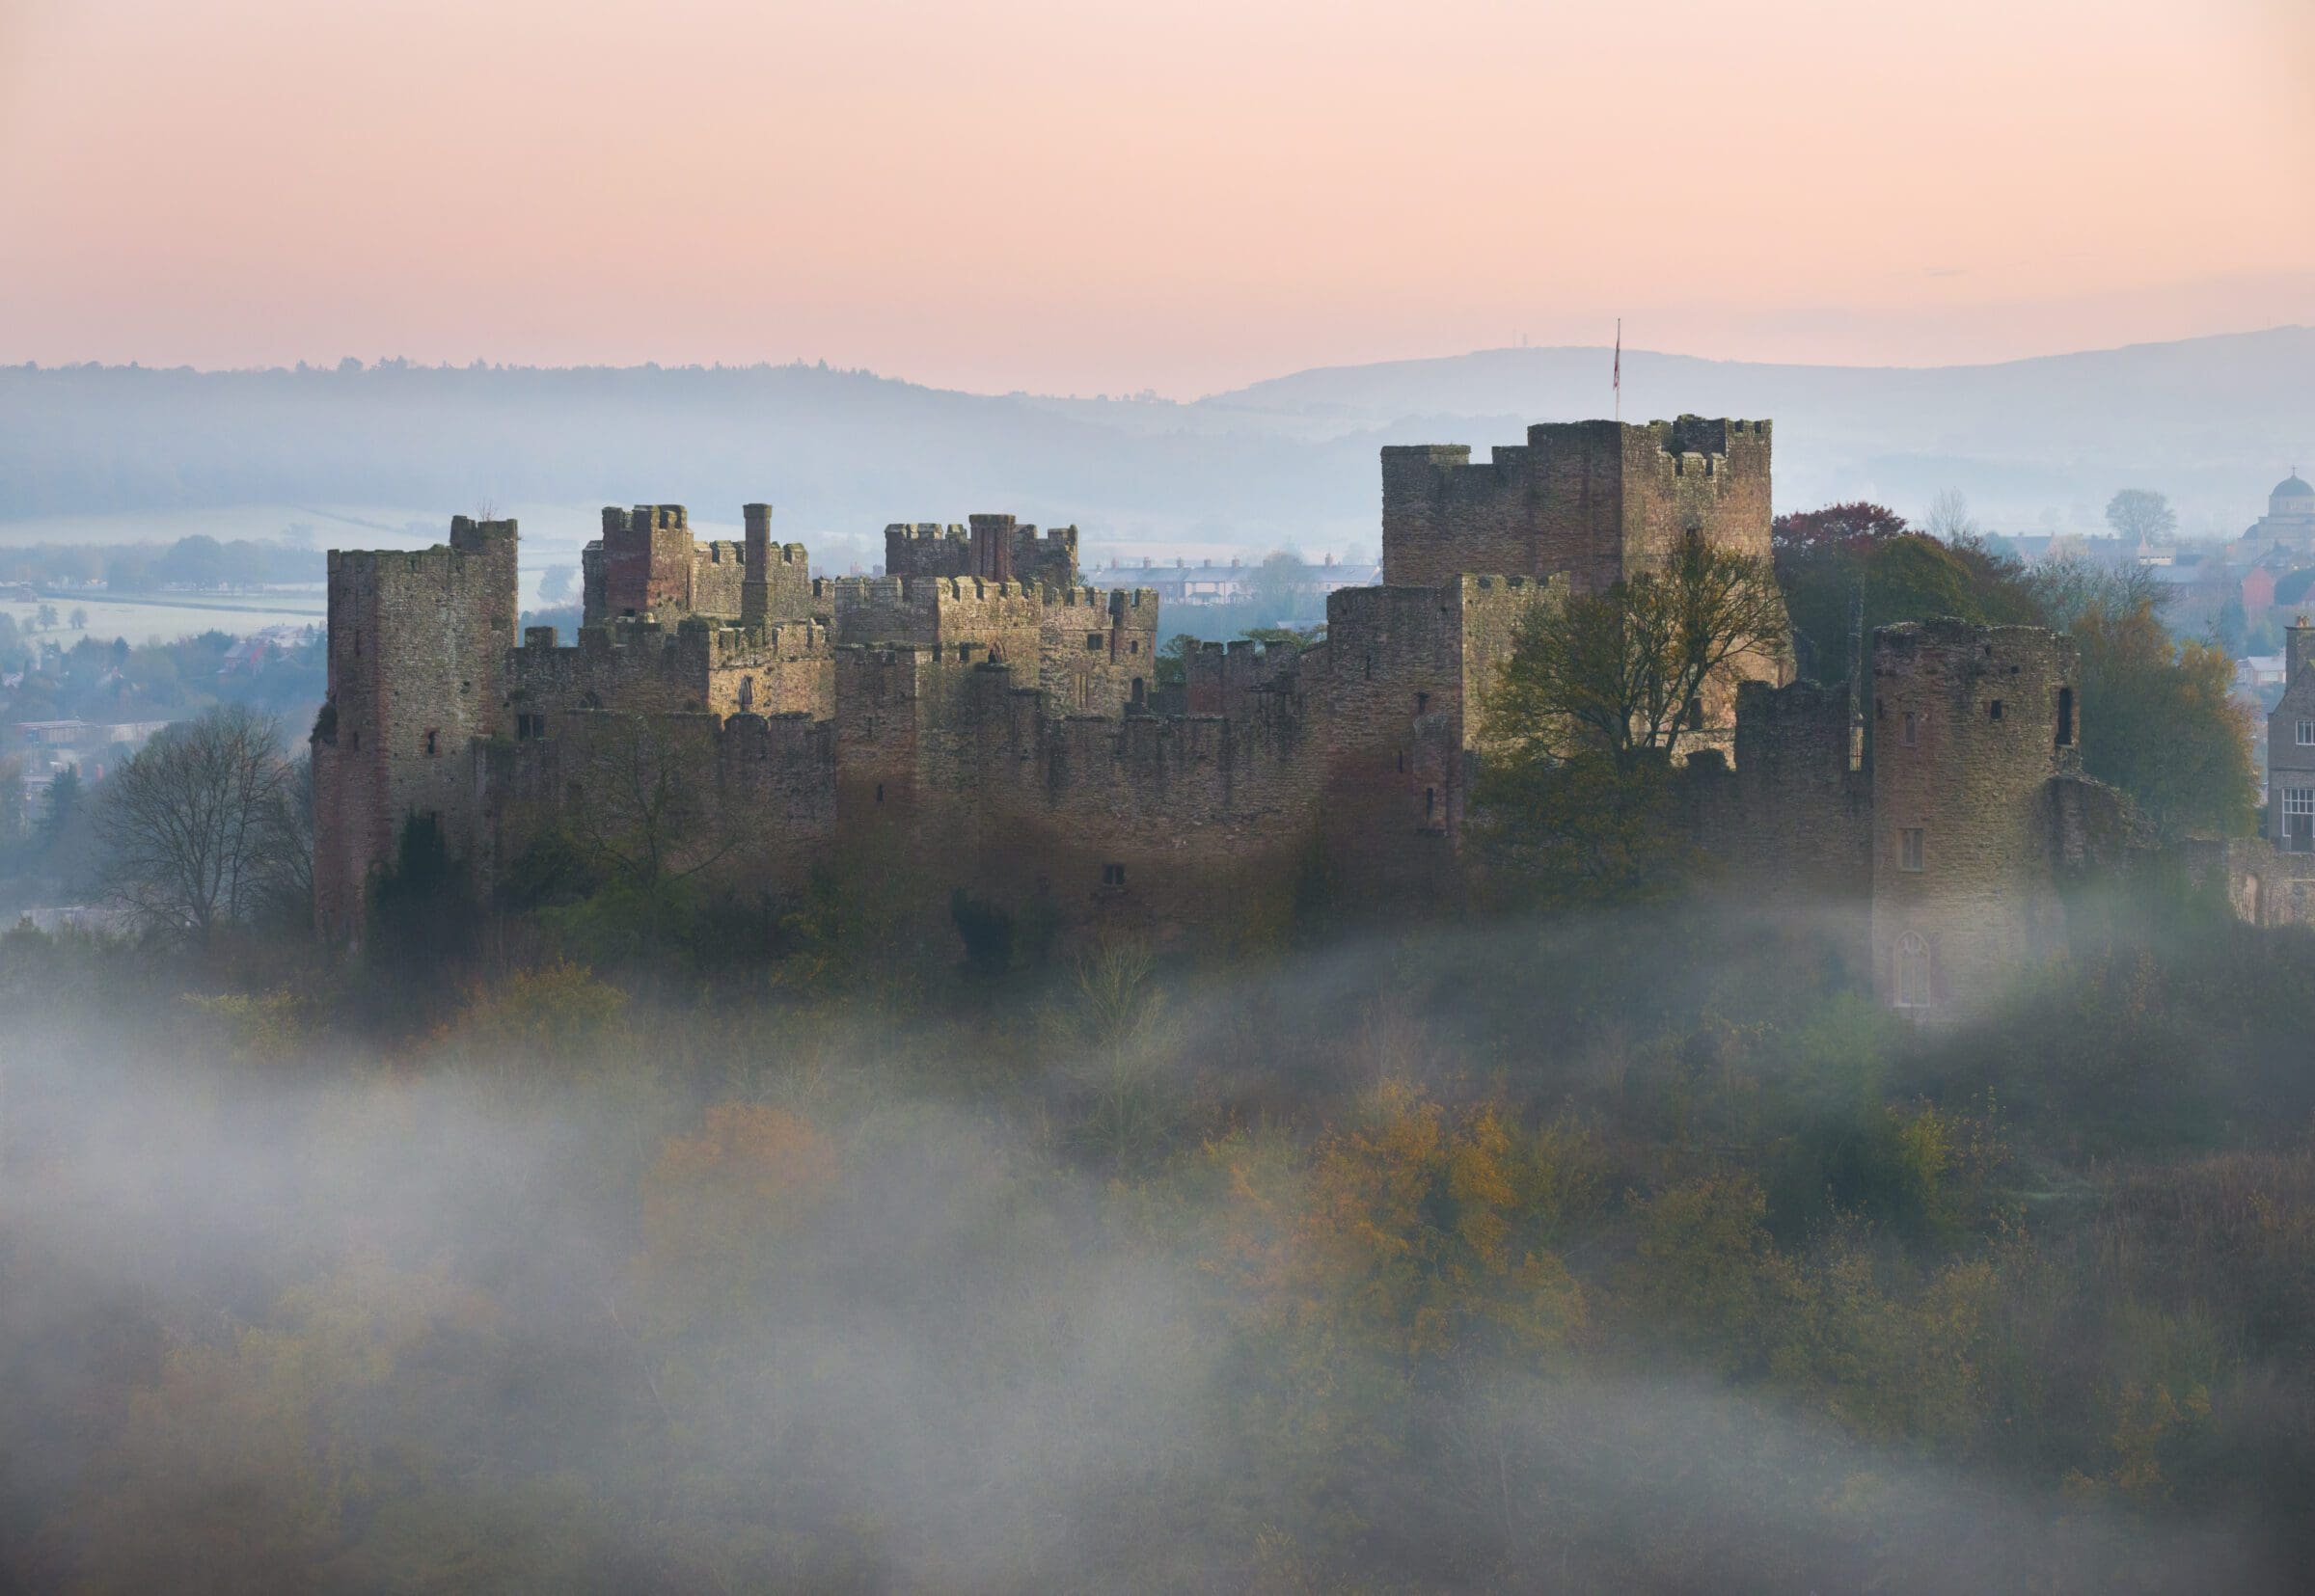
[2244,469,2315,553]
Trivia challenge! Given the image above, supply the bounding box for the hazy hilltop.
[1194,326,2315,536]
[4,327,2310,555]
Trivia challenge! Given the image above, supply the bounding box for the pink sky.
[1,0,2310,397]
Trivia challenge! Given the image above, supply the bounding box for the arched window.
[738,675,754,712]
[1895,933,1932,1011]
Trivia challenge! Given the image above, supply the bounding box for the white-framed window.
[2297,718,2314,747]
[1899,827,1925,872]
[1895,933,1932,1011]
[2285,787,2315,852]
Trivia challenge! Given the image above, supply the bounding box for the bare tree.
[96,705,294,942]
[564,717,733,885]
[2105,488,2177,546]
[1924,489,1978,543]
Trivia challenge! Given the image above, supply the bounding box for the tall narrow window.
[1988,699,2004,721]
[2285,788,2315,852]
[2298,718,2314,747]
[2057,688,2075,747]
[1901,711,1917,747]
[738,675,754,712]
[1131,678,1145,706]
[423,728,440,757]
[1895,933,1932,1010]
[1899,827,1925,872]
[1364,654,1375,680]
[1424,787,1436,820]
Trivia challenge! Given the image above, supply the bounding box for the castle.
[313,417,2148,1017]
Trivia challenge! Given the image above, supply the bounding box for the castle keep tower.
[1381,417,1774,593]
[312,514,517,942]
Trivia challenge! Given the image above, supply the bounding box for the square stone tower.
[1380,416,1773,594]
[312,515,518,942]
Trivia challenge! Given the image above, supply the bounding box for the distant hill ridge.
[5,328,2309,545]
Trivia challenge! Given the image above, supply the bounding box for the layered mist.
[3,901,2310,1592]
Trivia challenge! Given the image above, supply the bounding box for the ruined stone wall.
[884,524,972,580]
[1689,678,1871,902]
[760,542,813,623]
[1452,573,1562,755]
[1868,620,2082,1017]
[1012,524,1079,588]
[961,664,1328,940]
[1185,638,1298,718]
[689,540,748,621]
[505,619,714,720]
[482,708,836,899]
[883,518,1079,586]
[1038,585,1159,716]
[820,575,1045,667]
[2190,836,2315,928]
[1382,444,1553,592]
[705,621,835,719]
[1306,585,1472,908]
[312,516,517,941]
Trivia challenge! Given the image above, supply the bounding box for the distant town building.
[2240,473,2315,556]
[1077,554,1381,608]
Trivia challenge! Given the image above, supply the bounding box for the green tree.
[1480,531,1787,902]
[2071,602,2255,838]
[0,755,27,854]
[1486,531,1789,768]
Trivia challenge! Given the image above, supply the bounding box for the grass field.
[2,591,324,646]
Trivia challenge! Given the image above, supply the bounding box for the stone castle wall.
[884,516,1079,588]
[316,421,2167,1025]
[1038,585,1160,716]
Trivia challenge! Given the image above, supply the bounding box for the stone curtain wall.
[1038,586,1159,717]
[315,434,2146,1014]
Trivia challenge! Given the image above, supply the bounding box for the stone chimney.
[2290,614,2315,690]
[742,502,774,625]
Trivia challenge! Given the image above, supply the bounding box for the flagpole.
[1613,318,1621,425]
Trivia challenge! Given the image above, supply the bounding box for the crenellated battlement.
[1382,416,1776,592]
[321,431,2131,1023]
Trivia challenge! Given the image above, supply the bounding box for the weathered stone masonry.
[313,419,2151,1017]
